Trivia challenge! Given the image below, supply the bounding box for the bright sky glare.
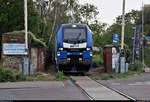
[79,0,150,25]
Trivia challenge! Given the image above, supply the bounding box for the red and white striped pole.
[24,0,28,50]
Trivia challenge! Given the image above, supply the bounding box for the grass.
[23,75,55,81]
[0,64,70,82]
[0,64,54,82]
[100,70,144,80]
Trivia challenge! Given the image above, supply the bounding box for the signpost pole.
[132,27,136,64]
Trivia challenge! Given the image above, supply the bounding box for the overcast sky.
[79,0,150,25]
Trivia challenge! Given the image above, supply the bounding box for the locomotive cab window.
[63,28,86,43]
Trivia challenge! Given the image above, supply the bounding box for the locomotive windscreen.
[63,28,86,43]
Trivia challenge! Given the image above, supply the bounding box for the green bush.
[93,54,103,67]
[129,60,143,71]
[55,71,69,81]
[0,65,24,82]
[145,48,150,67]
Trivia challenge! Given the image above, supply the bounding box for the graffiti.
[3,56,22,67]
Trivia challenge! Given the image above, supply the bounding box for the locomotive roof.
[61,24,87,27]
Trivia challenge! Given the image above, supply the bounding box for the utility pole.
[120,0,126,73]
[24,0,28,49]
[121,0,125,50]
[142,1,145,69]
[24,0,29,75]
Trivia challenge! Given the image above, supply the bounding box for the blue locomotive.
[56,24,93,72]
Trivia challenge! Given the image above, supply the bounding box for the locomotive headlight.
[57,53,60,56]
[86,48,91,51]
[57,52,60,56]
[90,53,93,56]
[59,48,63,51]
[72,25,77,27]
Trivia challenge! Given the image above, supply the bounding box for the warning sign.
[147,41,150,44]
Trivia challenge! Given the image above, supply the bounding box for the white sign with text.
[3,43,28,55]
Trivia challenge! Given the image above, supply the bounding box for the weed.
[55,71,69,81]
[101,73,111,80]
[94,77,99,80]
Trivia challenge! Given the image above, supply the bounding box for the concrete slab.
[71,76,129,100]
[98,73,150,100]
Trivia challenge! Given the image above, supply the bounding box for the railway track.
[70,76,136,101]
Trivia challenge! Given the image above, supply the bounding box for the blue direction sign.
[146,36,150,41]
[113,33,119,45]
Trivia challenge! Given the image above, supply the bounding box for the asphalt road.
[0,80,89,100]
[1,73,150,101]
[98,73,150,100]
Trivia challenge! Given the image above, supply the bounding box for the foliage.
[89,20,107,48]
[79,3,99,24]
[116,10,140,25]
[28,31,47,48]
[0,0,41,59]
[55,71,69,81]
[0,65,25,82]
[137,5,150,35]
[93,54,103,67]
[34,0,100,49]
[0,0,101,54]
[129,60,143,71]
[11,30,46,48]
[144,47,150,67]
[0,0,40,34]
[101,73,112,80]
[1,0,150,69]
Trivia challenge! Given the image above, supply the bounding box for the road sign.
[113,33,119,45]
[147,41,150,44]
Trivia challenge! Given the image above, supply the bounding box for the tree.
[88,20,107,47]
[79,3,99,24]
[0,0,40,58]
[136,5,150,35]
[0,0,40,34]
[116,10,140,25]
